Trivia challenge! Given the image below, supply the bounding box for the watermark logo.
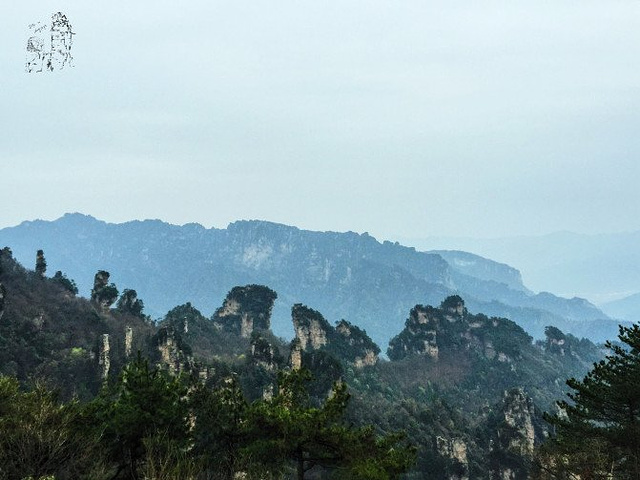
[26,12,75,73]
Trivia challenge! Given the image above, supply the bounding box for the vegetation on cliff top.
[0,247,626,479]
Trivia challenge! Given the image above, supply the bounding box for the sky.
[2,0,640,241]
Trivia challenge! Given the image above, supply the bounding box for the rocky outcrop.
[501,389,536,456]
[290,305,380,370]
[155,327,192,375]
[262,384,274,401]
[388,296,531,363]
[32,310,45,330]
[292,303,330,351]
[353,350,377,368]
[2,214,622,347]
[441,295,467,320]
[213,285,277,338]
[91,270,118,310]
[431,250,529,293]
[489,389,540,480]
[387,305,442,361]
[290,338,303,370]
[436,436,469,480]
[99,333,110,379]
[250,334,278,371]
[545,325,567,356]
[334,319,380,367]
[117,289,145,318]
[125,326,133,357]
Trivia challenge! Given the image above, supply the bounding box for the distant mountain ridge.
[407,230,640,306]
[0,213,622,346]
[601,292,640,322]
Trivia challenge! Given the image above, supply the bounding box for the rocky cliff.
[387,296,527,364]
[291,304,379,368]
[213,285,277,338]
[488,389,543,480]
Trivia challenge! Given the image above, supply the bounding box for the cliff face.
[488,389,542,480]
[291,304,380,369]
[335,320,380,367]
[431,250,529,293]
[387,305,441,361]
[387,296,525,363]
[250,334,278,372]
[213,285,277,338]
[153,326,193,376]
[159,302,230,364]
[99,333,110,379]
[292,303,331,351]
[436,436,469,480]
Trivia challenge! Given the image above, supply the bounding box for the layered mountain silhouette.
[601,292,640,322]
[0,213,624,346]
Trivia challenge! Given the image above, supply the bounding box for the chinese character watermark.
[26,12,75,73]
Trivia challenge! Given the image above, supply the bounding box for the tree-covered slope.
[0,250,609,479]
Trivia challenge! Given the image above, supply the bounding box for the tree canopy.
[542,324,640,479]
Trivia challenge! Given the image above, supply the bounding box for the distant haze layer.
[404,231,640,307]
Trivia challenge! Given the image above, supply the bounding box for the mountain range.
[0,213,625,347]
[405,231,640,309]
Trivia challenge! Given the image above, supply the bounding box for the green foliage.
[543,324,640,479]
[483,316,531,359]
[0,377,98,480]
[190,375,249,478]
[140,434,201,480]
[52,271,78,295]
[244,368,415,480]
[440,295,465,313]
[86,354,191,479]
[214,285,277,334]
[96,284,118,307]
[91,271,118,308]
[332,319,381,361]
[330,428,416,480]
[302,349,344,399]
[116,289,145,318]
[544,325,565,342]
[152,326,193,357]
[0,249,611,479]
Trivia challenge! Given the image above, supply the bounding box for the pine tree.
[244,368,415,479]
[543,324,640,479]
[87,354,191,479]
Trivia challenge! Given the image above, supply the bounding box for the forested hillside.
[0,247,611,479]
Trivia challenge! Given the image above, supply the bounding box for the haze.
[3,1,639,241]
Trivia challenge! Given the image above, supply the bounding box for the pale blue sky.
[3,1,640,240]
